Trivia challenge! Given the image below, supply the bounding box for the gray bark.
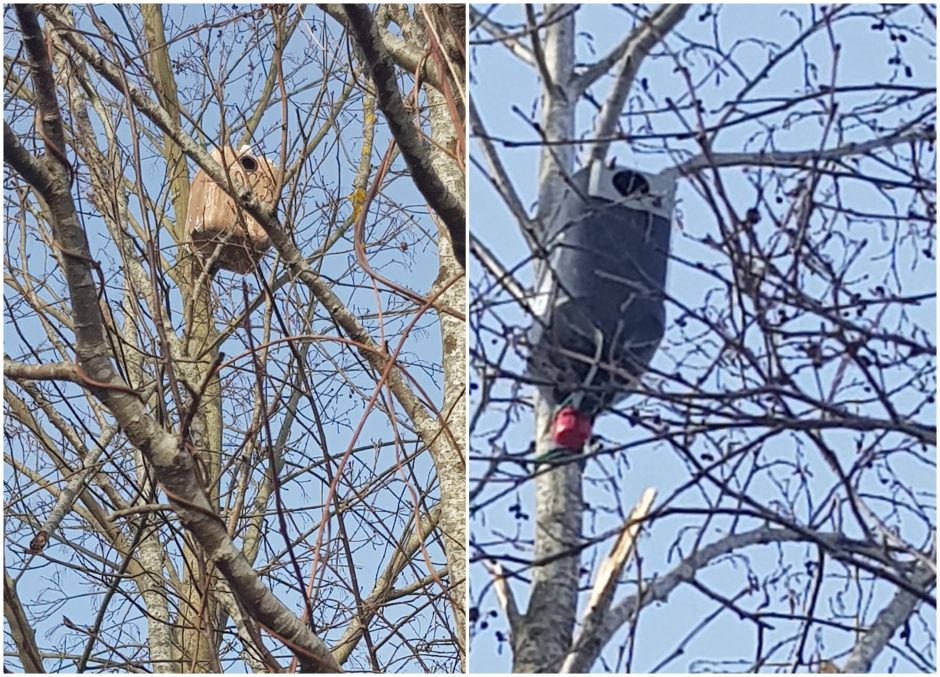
[514,9,582,671]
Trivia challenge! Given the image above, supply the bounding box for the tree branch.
[469,233,529,309]
[674,123,936,176]
[332,505,442,664]
[3,120,53,191]
[532,4,578,233]
[571,526,934,672]
[841,560,936,673]
[561,488,656,673]
[468,97,536,247]
[483,558,522,637]
[513,6,581,672]
[320,3,450,93]
[4,571,45,673]
[342,4,466,268]
[5,359,84,385]
[582,4,689,166]
[468,6,536,67]
[526,5,555,95]
[140,4,190,236]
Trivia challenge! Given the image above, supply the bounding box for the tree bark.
[513,9,583,670]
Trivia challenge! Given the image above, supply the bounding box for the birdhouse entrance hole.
[238,154,258,172]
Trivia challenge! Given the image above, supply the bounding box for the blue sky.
[469,4,935,672]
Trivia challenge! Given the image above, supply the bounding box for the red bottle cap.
[551,406,592,449]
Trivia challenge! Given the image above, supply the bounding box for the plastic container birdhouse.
[528,160,676,417]
[185,146,281,274]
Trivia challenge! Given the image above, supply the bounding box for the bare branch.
[469,6,536,67]
[526,5,555,95]
[533,4,578,228]
[582,4,689,166]
[140,4,190,236]
[319,3,451,93]
[562,488,657,673]
[513,6,581,673]
[588,527,934,672]
[469,97,536,245]
[483,558,522,636]
[573,5,678,93]
[470,233,529,309]
[675,123,936,176]
[841,560,936,673]
[4,571,45,674]
[3,121,53,190]
[343,4,466,269]
[5,359,85,385]
[332,505,442,664]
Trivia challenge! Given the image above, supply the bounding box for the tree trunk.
[514,7,582,672]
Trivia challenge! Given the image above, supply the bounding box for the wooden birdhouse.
[185,146,281,274]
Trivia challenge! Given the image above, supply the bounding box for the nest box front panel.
[185,147,281,273]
